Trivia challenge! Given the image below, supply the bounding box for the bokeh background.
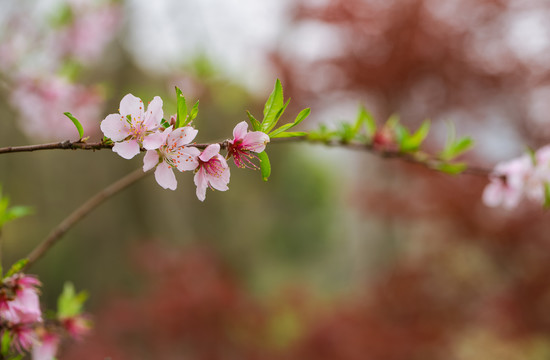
[2,0,550,359]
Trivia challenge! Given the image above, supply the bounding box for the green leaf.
[1,329,11,356]
[189,100,199,122]
[175,87,188,128]
[544,183,550,209]
[58,282,89,318]
[394,124,410,147]
[293,108,310,126]
[271,131,308,138]
[258,151,271,182]
[434,162,468,175]
[246,111,262,131]
[264,98,290,133]
[4,259,29,278]
[5,206,33,222]
[356,106,377,138]
[440,137,474,161]
[64,112,84,139]
[261,79,284,133]
[400,120,430,152]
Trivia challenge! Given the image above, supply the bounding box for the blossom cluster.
[482,145,550,209]
[0,274,90,359]
[101,94,270,201]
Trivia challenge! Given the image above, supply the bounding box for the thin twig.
[23,168,151,270]
[0,137,493,177]
[0,141,111,154]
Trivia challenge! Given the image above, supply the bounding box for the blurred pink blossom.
[10,75,104,141]
[32,332,60,360]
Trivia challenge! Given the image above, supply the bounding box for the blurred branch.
[0,140,111,154]
[23,168,151,270]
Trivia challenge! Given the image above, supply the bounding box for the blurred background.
[2,0,550,359]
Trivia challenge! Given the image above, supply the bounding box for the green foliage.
[246,111,261,131]
[64,112,84,139]
[0,186,33,231]
[269,108,310,138]
[398,120,431,152]
[175,87,188,128]
[58,282,89,318]
[261,79,285,133]
[161,118,171,129]
[175,87,199,128]
[4,259,30,279]
[433,162,468,175]
[258,151,271,182]
[356,106,377,139]
[439,122,474,161]
[544,183,550,209]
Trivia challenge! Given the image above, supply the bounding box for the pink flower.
[0,274,42,325]
[143,126,200,190]
[482,155,532,209]
[61,314,92,340]
[194,144,230,201]
[32,332,60,360]
[227,121,269,168]
[11,325,36,353]
[101,94,165,159]
[10,75,103,141]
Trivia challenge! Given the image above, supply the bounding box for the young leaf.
[64,112,84,139]
[434,162,468,175]
[264,98,290,133]
[271,131,308,138]
[258,151,271,182]
[175,87,188,128]
[400,120,430,152]
[1,331,11,356]
[294,108,311,126]
[261,79,284,133]
[544,183,550,209]
[356,106,377,138]
[189,100,200,122]
[58,282,89,318]
[4,259,29,278]
[246,111,262,131]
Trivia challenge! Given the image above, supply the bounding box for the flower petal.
[175,147,200,171]
[155,162,177,190]
[232,121,248,140]
[208,167,230,191]
[144,96,163,128]
[100,114,129,141]
[113,140,140,159]
[143,150,160,172]
[143,131,165,150]
[199,143,220,162]
[243,131,270,153]
[194,168,208,201]
[171,126,198,147]
[119,94,144,118]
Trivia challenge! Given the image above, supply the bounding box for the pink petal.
[175,147,200,171]
[194,168,208,201]
[199,143,220,162]
[100,114,129,141]
[232,121,248,140]
[143,150,160,172]
[170,126,198,147]
[243,131,269,153]
[113,140,140,159]
[32,334,60,360]
[119,94,144,118]
[208,167,230,191]
[155,162,177,190]
[143,131,165,150]
[144,96,163,128]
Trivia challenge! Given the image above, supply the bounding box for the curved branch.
[23,168,151,270]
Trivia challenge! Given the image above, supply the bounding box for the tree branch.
[23,168,151,270]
